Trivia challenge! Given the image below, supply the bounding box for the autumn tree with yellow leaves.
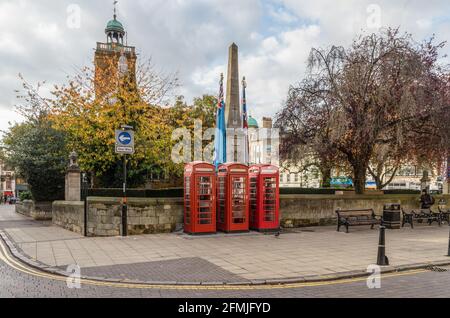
[50,57,183,187]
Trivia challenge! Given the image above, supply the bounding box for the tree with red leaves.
[276,28,449,194]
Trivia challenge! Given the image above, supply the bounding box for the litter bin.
[383,204,401,229]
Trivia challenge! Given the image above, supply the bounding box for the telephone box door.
[229,175,249,232]
[194,174,216,233]
[260,173,279,230]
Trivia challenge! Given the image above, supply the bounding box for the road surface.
[1,236,449,298]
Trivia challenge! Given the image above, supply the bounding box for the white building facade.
[0,161,16,197]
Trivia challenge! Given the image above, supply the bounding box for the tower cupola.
[105,1,125,45]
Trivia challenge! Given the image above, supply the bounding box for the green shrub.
[19,191,33,201]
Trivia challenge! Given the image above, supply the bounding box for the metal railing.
[96,42,135,54]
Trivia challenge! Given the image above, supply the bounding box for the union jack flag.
[218,75,225,110]
[242,77,249,164]
[242,77,248,129]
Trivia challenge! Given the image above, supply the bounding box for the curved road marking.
[0,239,429,291]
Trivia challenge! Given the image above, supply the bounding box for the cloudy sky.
[1,0,449,132]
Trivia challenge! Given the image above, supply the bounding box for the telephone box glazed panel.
[184,162,216,234]
[217,163,250,233]
[249,165,280,231]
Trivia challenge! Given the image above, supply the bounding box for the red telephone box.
[217,163,249,233]
[249,165,280,231]
[184,162,216,234]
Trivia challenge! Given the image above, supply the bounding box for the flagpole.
[214,73,226,169]
[242,77,249,166]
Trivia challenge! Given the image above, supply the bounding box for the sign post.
[115,126,134,237]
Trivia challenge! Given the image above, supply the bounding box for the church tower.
[94,2,137,99]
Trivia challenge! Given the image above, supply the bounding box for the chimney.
[262,117,273,129]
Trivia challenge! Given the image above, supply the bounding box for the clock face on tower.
[118,54,128,76]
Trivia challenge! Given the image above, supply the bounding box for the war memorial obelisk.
[225,43,242,163]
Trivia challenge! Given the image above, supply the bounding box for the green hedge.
[84,188,183,199]
[383,189,421,195]
[83,187,421,198]
[280,188,422,195]
[279,188,354,195]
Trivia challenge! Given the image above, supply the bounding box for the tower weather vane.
[114,0,118,19]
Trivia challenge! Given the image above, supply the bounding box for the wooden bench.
[336,209,380,233]
[438,207,450,225]
[401,209,442,229]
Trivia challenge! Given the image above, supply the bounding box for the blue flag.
[213,73,227,169]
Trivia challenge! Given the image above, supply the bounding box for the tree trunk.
[321,167,332,188]
[374,167,383,191]
[353,164,367,195]
[376,179,383,191]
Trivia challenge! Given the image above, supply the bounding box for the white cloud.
[0,108,24,138]
[0,0,449,134]
[268,5,298,24]
[33,23,63,43]
[416,18,433,30]
[239,25,322,120]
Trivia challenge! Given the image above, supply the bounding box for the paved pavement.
[2,205,450,283]
[1,236,450,298]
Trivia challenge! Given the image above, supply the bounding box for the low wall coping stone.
[53,201,84,207]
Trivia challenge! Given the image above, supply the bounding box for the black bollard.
[448,225,450,257]
[377,225,390,266]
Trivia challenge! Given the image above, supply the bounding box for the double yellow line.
[0,239,428,291]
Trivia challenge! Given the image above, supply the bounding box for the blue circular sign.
[118,132,132,145]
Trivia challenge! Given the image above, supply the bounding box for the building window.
[294,174,299,182]
[287,174,291,183]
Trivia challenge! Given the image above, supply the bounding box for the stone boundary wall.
[52,201,84,234]
[87,197,183,236]
[280,194,450,227]
[16,200,53,221]
[15,200,33,217]
[52,197,184,237]
[51,194,450,236]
